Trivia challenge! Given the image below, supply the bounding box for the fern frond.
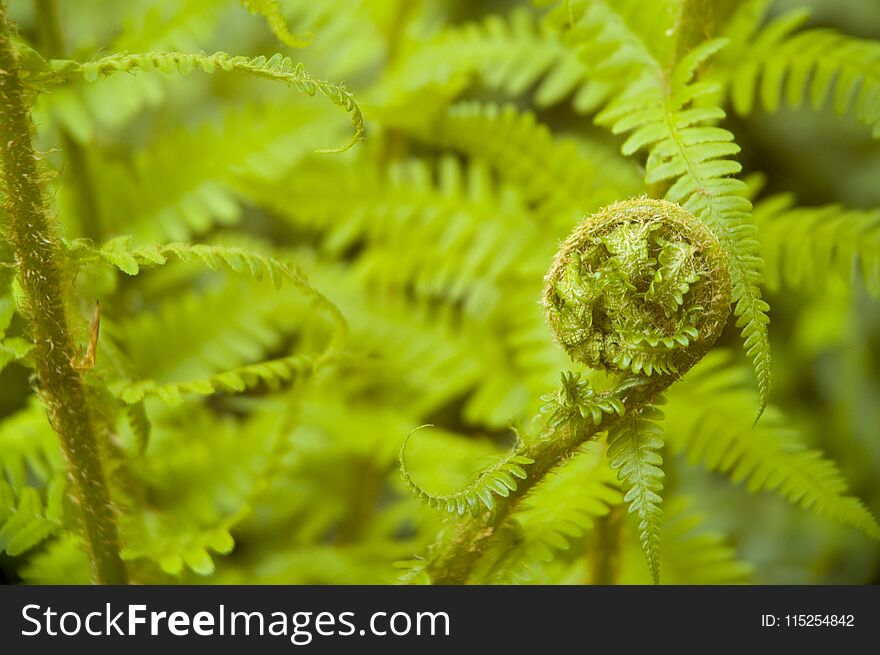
[70,238,347,349]
[379,8,591,114]
[726,10,880,137]
[616,495,753,584]
[248,155,551,312]
[399,426,534,517]
[17,534,91,584]
[606,404,665,584]
[0,400,63,492]
[126,402,152,455]
[0,477,66,557]
[422,102,642,229]
[242,0,312,48]
[114,353,319,405]
[479,442,621,584]
[120,406,285,576]
[753,194,880,297]
[596,38,772,415]
[0,296,32,374]
[666,352,880,541]
[69,102,340,241]
[38,51,364,152]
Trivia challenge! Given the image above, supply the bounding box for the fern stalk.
[0,3,126,584]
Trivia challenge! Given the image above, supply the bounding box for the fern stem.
[589,503,624,585]
[669,0,720,70]
[0,2,127,584]
[424,377,668,583]
[34,0,104,239]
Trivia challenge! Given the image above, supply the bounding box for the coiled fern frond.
[404,198,732,583]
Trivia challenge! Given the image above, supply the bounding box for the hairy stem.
[0,2,126,584]
[424,376,670,583]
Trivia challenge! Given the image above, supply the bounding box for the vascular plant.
[0,0,879,585]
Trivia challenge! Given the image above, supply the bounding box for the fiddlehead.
[543,198,731,377]
[404,198,732,584]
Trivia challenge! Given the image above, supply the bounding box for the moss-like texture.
[543,198,731,375]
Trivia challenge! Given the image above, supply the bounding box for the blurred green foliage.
[1,0,878,584]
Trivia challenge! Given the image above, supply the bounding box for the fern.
[666,352,880,540]
[478,442,621,584]
[33,0,228,141]
[31,51,364,153]
[0,400,63,492]
[120,406,286,576]
[420,102,642,229]
[399,426,534,516]
[114,353,320,405]
[70,238,346,346]
[726,9,880,137]
[0,295,31,374]
[379,8,589,113]
[616,495,753,584]
[68,239,346,404]
[69,102,341,241]
[0,477,66,557]
[753,194,880,297]
[595,37,773,415]
[606,405,666,584]
[241,0,312,48]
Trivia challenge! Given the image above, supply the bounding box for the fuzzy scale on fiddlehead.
[404,198,732,584]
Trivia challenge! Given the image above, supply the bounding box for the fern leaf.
[607,405,666,584]
[596,38,772,416]
[379,8,591,114]
[69,102,340,241]
[616,495,753,584]
[0,400,63,492]
[39,51,364,152]
[114,353,319,405]
[0,477,66,557]
[422,102,642,229]
[726,10,880,137]
[0,296,32,373]
[399,426,534,517]
[17,534,91,584]
[28,0,227,141]
[753,194,880,297]
[70,238,347,348]
[120,407,285,576]
[666,352,880,541]
[242,0,312,48]
[480,442,621,584]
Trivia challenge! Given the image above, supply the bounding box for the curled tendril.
[543,198,731,378]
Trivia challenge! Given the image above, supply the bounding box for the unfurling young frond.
[596,38,772,416]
